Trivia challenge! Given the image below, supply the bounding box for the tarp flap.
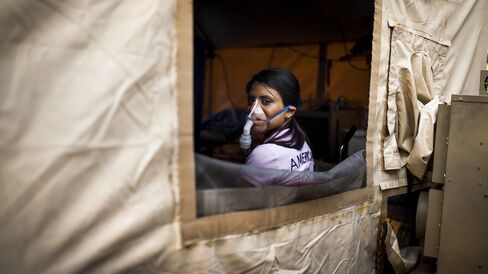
[367,0,488,188]
[383,25,446,176]
[384,221,423,274]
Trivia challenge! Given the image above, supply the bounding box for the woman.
[243,68,314,186]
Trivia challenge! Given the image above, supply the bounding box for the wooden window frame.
[175,0,375,246]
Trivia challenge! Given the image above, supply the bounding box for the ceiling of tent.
[194,0,374,48]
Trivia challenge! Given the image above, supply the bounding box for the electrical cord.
[284,46,333,61]
[214,54,239,109]
[337,22,370,72]
[284,45,369,72]
[268,47,276,67]
[346,59,370,72]
[211,41,369,112]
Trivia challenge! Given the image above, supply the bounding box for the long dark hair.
[245,68,311,150]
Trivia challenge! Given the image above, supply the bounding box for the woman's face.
[247,83,296,134]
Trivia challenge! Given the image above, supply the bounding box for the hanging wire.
[337,22,370,72]
[214,54,239,109]
[210,41,369,112]
[268,47,276,67]
[346,59,369,72]
[284,45,369,70]
[284,46,332,61]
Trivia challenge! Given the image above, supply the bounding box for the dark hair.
[245,68,311,150]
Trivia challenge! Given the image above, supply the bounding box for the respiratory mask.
[239,101,292,154]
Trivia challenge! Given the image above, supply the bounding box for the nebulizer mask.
[239,101,292,155]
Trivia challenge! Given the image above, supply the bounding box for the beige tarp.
[4,0,484,272]
[0,0,180,273]
[0,1,380,273]
[367,0,488,189]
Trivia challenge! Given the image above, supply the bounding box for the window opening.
[192,0,374,218]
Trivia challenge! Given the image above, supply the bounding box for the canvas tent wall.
[0,1,487,274]
[0,0,379,273]
[0,1,182,273]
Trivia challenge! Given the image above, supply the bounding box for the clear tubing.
[268,105,292,121]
